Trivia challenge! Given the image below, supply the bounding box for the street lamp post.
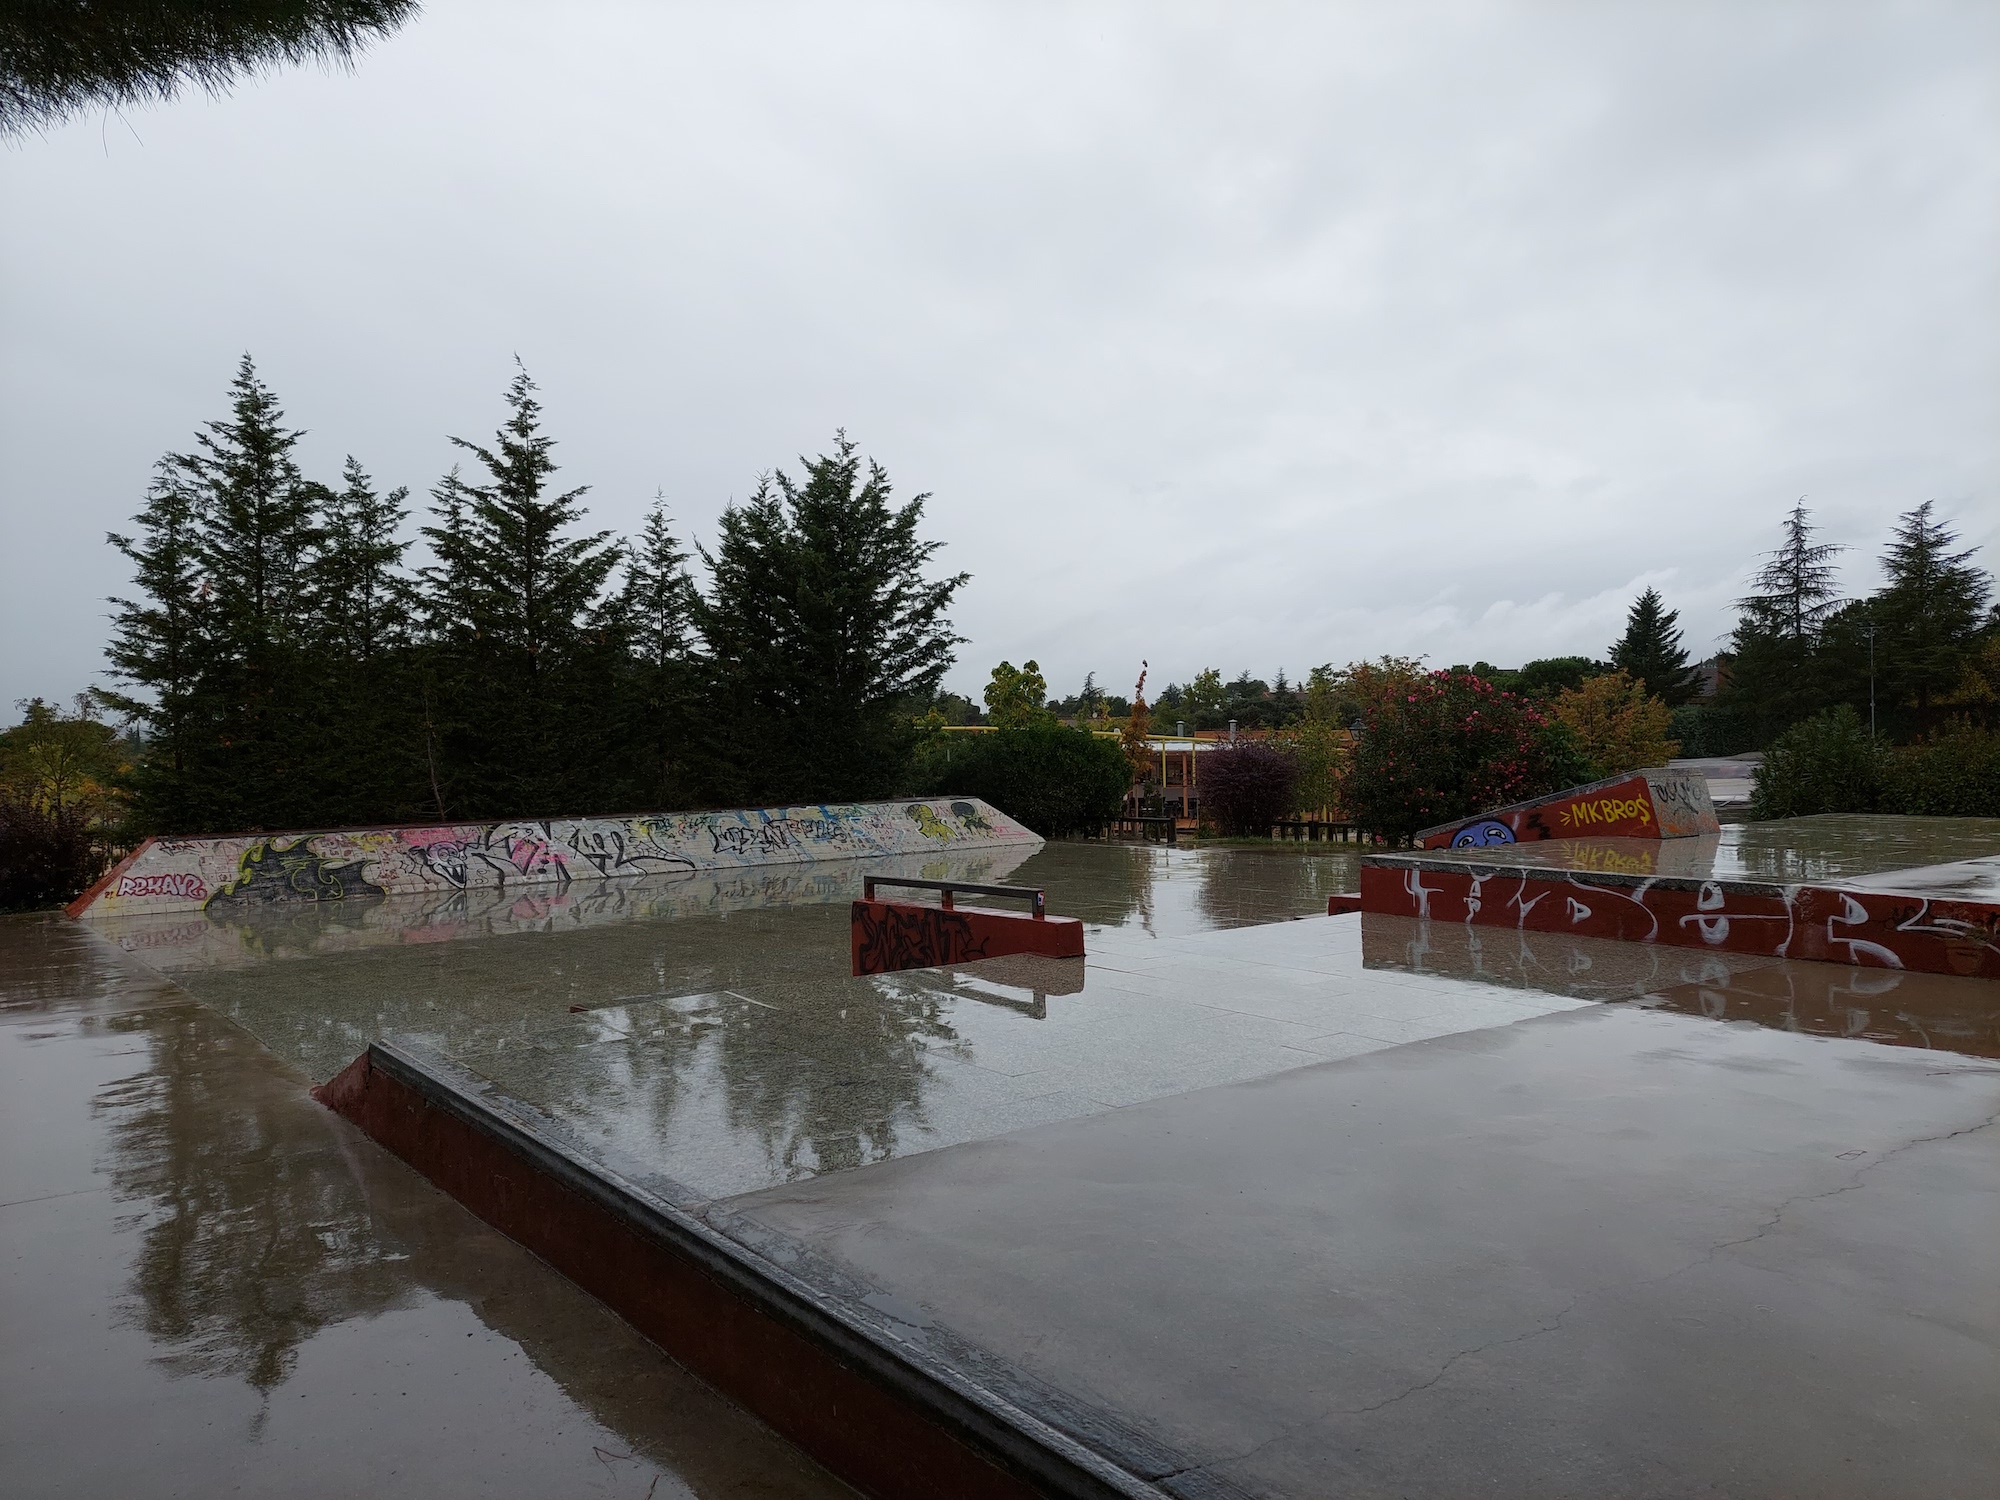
[1863,622,1878,740]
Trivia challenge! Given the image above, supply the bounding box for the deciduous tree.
[1550,670,1678,779]
[983,660,1053,729]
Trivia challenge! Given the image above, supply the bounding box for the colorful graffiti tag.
[70,798,1040,919]
[1358,854,2000,979]
[1416,767,1719,850]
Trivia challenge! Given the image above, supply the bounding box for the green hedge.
[1751,708,2000,818]
[924,725,1132,838]
[1883,728,2000,816]
[1668,703,1751,758]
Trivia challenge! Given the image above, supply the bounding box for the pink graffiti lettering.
[116,871,207,901]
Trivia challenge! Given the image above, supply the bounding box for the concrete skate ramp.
[69,797,1038,919]
[1415,764,1718,849]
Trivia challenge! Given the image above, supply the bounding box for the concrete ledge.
[1360,855,2000,977]
[315,1041,1216,1500]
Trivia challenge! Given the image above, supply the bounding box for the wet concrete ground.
[0,914,853,1499]
[101,843,1367,1197]
[736,995,2000,1497]
[26,833,2000,1496]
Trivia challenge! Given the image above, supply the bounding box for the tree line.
[997,590,1702,739]
[97,357,966,836]
[1718,501,1997,746]
[1016,497,1998,759]
[20,378,1995,877]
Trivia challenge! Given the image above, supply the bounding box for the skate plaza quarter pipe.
[69,798,1038,919]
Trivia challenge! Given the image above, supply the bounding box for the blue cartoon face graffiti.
[1450,819,1516,849]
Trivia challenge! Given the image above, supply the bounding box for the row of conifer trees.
[1715,501,1997,746]
[102,358,967,835]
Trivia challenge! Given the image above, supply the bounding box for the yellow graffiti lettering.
[1559,796,1653,830]
[1552,840,1658,875]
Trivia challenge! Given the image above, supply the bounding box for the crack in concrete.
[1175,1294,1587,1479]
[1340,1295,1584,1416]
[1176,1107,2000,1484]
[1652,1108,2000,1287]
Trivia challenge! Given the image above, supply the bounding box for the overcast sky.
[3,0,1995,715]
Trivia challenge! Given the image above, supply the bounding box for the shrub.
[1287,718,1347,819]
[1550,670,1676,779]
[0,791,109,911]
[1198,741,1300,835]
[1750,706,1884,818]
[1881,727,2000,816]
[1339,671,1591,844]
[929,724,1131,838]
[1668,703,1751,758]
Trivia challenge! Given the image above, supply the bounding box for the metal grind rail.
[861,876,1048,919]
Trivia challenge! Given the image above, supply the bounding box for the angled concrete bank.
[1415,764,1719,848]
[315,1040,1225,1500]
[71,797,1036,919]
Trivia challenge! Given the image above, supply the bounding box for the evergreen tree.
[317,458,414,661]
[1608,587,1699,706]
[697,434,966,803]
[606,495,700,807]
[1741,502,1845,641]
[101,464,214,831]
[189,357,322,651]
[1722,502,1844,743]
[1871,502,1991,731]
[306,459,424,822]
[1269,668,1302,726]
[187,357,327,827]
[1078,671,1103,720]
[2,1,419,136]
[420,365,621,817]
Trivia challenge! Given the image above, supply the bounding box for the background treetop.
[1608,587,1699,707]
[983,660,1053,730]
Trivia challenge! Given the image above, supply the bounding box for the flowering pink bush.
[1337,671,1590,844]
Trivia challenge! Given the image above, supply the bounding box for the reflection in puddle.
[1361,912,2000,1059]
[91,1009,413,1392]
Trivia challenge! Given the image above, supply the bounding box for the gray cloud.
[3,0,1994,713]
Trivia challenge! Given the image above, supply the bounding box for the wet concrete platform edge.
[317,1037,1230,1500]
